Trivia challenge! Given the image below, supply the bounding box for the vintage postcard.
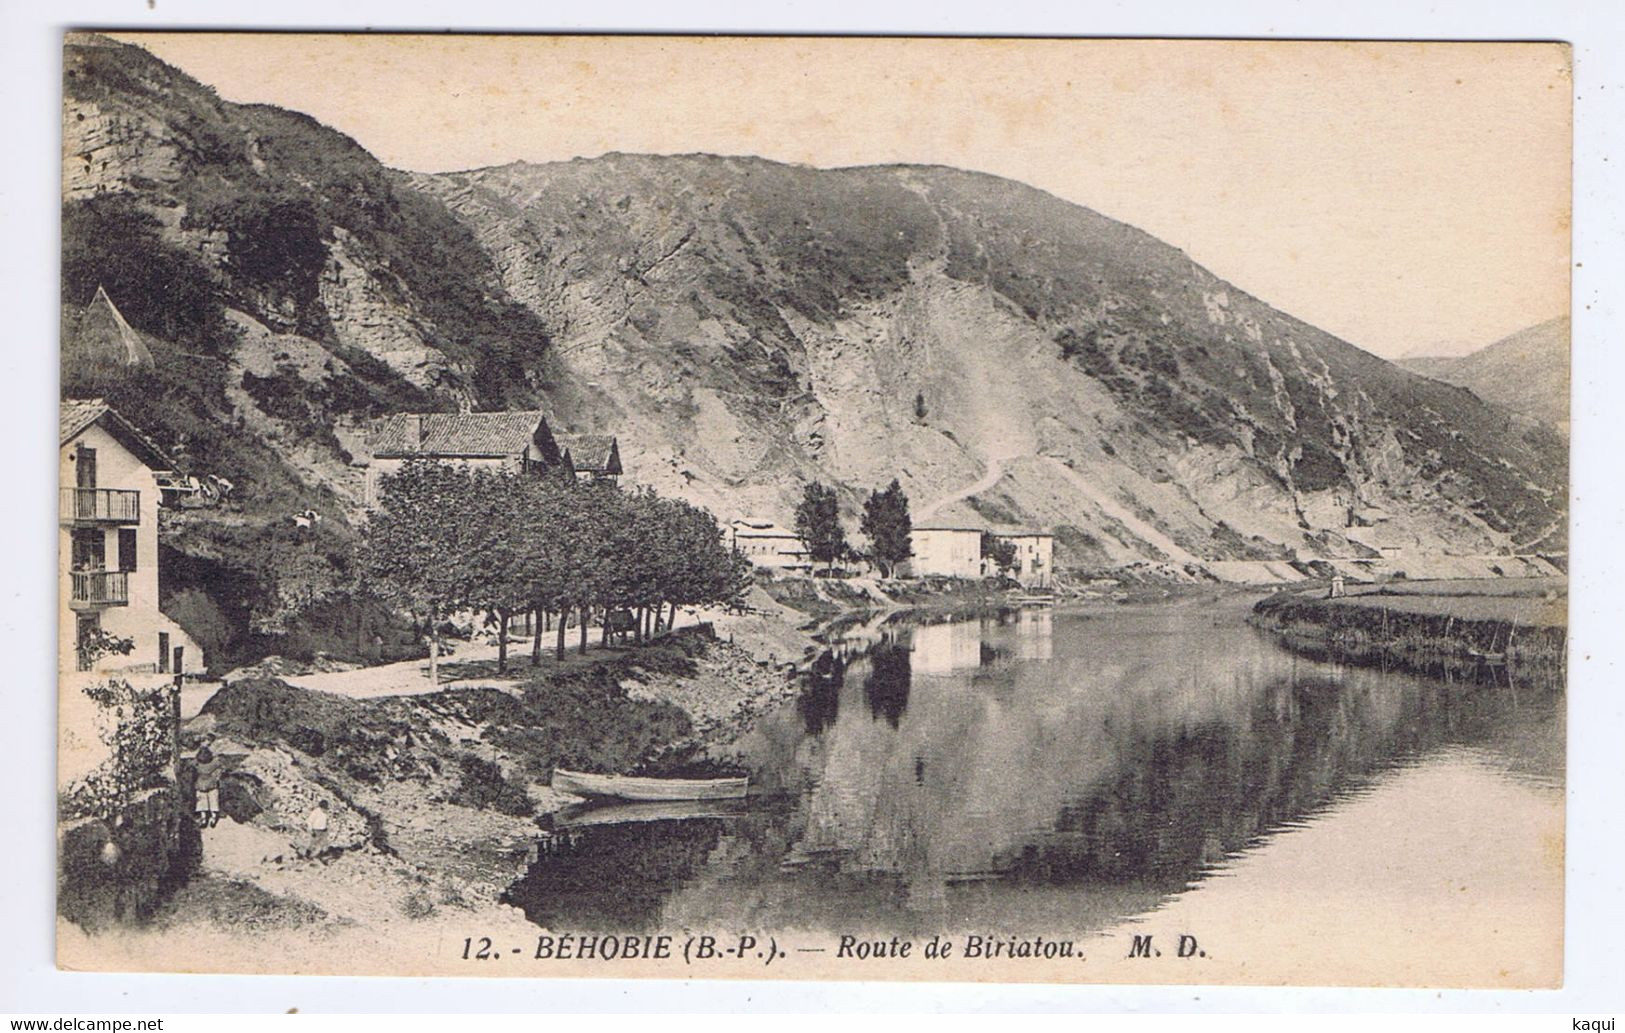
[56,33,1570,986]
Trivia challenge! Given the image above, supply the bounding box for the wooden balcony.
[70,569,129,609]
[61,487,141,525]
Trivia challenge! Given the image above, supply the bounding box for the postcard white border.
[3,0,1621,1014]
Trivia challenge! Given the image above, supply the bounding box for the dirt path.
[914,453,1012,523]
[281,642,507,699]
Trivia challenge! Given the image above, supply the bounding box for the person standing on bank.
[193,743,225,829]
[305,800,331,862]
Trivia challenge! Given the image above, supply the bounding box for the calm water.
[507,602,1564,939]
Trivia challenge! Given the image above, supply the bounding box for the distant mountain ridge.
[1400,317,1570,431]
[61,33,1567,598]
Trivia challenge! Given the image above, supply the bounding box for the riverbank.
[65,626,800,955]
[1249,577,1567,679]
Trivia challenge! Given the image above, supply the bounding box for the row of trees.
[361,461,751,681]
[795,478,915,577]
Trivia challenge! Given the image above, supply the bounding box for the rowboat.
[554,798,748,829]
[551,768,749,802]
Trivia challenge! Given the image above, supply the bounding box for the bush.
[398,887,436,920]
[450,754,533,817]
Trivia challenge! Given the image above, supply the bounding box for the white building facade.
[60,400,203,677]
[729,519,812,571]
[910,526,984,579]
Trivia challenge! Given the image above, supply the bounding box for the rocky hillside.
[1401,317,1570,431]
[416,155,1567,572]
[62,33,1567,609]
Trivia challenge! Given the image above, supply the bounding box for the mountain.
[60,33,1568,643]
[1400,317,1570,431]
[413,154,1567,570]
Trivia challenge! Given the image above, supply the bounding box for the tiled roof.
[60,398,109,443]
[371,411,551,458]
[60,398,175,470]
[558,434,621,474]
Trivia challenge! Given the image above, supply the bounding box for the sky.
[111,33,1572,360]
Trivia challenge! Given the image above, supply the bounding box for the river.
[507,600,1564,984]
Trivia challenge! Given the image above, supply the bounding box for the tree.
[359,460,483,684]
[457,469,533,674]
[981,532,1018,579]
[860,479,913,578]
[794,481,847,572]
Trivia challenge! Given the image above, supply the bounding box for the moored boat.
[551,767,749,801]
[555,798,749,829]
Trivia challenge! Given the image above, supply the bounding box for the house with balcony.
[60,399,203,676]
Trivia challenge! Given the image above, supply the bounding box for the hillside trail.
[914,452,1015,524]
[915,446,1202,570]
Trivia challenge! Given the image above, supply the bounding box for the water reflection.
[507,605,1562,936]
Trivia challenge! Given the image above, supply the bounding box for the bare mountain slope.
[1401,317,1570,431]
[417,155,1567,572]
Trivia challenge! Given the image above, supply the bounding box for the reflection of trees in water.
[863,643,912,728]
[503,818,725,931]
[1001,674,1552,891]
[797,652,846,736]
[512,613,1563,934]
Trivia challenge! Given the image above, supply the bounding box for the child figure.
[193,744,225,828]
[305,799,331,862]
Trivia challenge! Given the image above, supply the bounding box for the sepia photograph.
[53,31,1571,988]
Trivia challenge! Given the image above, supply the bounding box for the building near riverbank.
[911,524,1054,587]
[911,525,983,579]
[729,518,812,571]
[995,532,1055,588]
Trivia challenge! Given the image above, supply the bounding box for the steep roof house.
[60,399,204,678]
[557,434,623,482]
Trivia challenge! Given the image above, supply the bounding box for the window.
[71,528,105,571]
[158,632,170,673]
[76,446,97,489]
[118,527,138,572]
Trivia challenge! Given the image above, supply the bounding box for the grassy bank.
[1250,578,1567,679]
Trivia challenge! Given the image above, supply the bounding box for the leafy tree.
[860,479,913,578]
[980,532,1018,578]
[457,469,534,673]
[794,481,847,572]
[359,460,483,683]
[362,462,756,671]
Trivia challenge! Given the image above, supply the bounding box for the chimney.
[403,414,422,448]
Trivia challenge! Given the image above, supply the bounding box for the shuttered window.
[118,527,137,572]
